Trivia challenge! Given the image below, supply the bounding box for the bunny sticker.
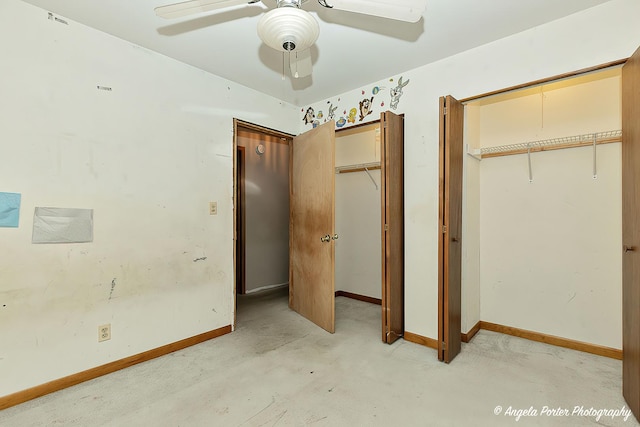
[328,103,338,121]
[390,76,409,110]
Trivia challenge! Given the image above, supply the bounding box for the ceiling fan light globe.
[257,7,319,52]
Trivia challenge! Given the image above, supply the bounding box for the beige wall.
[0,0,298,396]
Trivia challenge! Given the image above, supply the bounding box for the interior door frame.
[236,145,246,296]
[232,119,294,329]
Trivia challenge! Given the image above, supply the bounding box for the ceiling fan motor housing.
[257,3,319,52]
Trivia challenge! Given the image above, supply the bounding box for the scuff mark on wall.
[109,278,116,300]
[193,257,207,262]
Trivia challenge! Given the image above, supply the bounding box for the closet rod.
[335,161,381,174]
[480,130,621,159]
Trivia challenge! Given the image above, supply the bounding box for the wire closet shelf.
[479,129,622,157]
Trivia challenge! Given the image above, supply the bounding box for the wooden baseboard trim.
[0,325,232,411]
[335,290,382,305]
[403,331,438,349]
[462,321,481,343]
[479,321,622,360]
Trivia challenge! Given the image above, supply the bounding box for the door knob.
[320,235,331,243]
[624,245,637,253]
[332,234,339,240]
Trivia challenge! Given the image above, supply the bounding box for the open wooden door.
[623,45,640,421]
[438,95,463,363]
[381,111,405,344]
[289,120,336,333]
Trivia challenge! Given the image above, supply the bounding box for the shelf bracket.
[363,167,379,190]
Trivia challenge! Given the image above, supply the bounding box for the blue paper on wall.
[0,192,21,227]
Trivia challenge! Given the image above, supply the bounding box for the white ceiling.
[21,0,613,106]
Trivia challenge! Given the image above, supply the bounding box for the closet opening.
[334,121,384,323]
[439,62,626,363]
[288,112,404,341]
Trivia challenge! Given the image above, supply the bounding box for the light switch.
[209,202,217,215]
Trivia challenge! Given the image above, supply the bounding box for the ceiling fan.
[155,0,427,79]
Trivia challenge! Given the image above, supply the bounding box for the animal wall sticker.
[303,107,315,125]
[347,108,358,123]
[328,103,338,121]
[359,97,374,121]
[389,76,409,110]
[301,78,409,129]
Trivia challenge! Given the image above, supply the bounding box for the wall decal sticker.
[372,86,380,95]
[328,104,337,120]
[359,97,374,121]
[336,117,347,127]
[303,107,315,125]
[390,76,410,110]
[347,108,358,123]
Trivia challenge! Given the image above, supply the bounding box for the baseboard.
[335,290,382,305]
[402,322,621,360]
[462,321,481,343]
[479,321,622,360]
[0,324,232,411]
[404,324,480,349]
[403,331,438,349]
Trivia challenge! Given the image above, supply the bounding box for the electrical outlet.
[98,324,111,342]
[209,201,217,215]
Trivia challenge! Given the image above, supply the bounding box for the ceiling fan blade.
[289,49,312,79]
[155,0,257,19]
[326,0,426,23]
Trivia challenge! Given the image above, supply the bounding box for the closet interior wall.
[335,124,382,300]
[464,68,623,349]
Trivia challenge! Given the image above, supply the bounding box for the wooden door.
[289,120,336,333]
[623,46,640,420]
[438,95,464,363]
[381,111,405,344]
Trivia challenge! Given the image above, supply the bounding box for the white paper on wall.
[32,207,93,243]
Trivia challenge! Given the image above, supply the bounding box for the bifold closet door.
[289,120,336,334]
[381,111,405,344]
[622,45,640,420]
[438,95,463,363]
